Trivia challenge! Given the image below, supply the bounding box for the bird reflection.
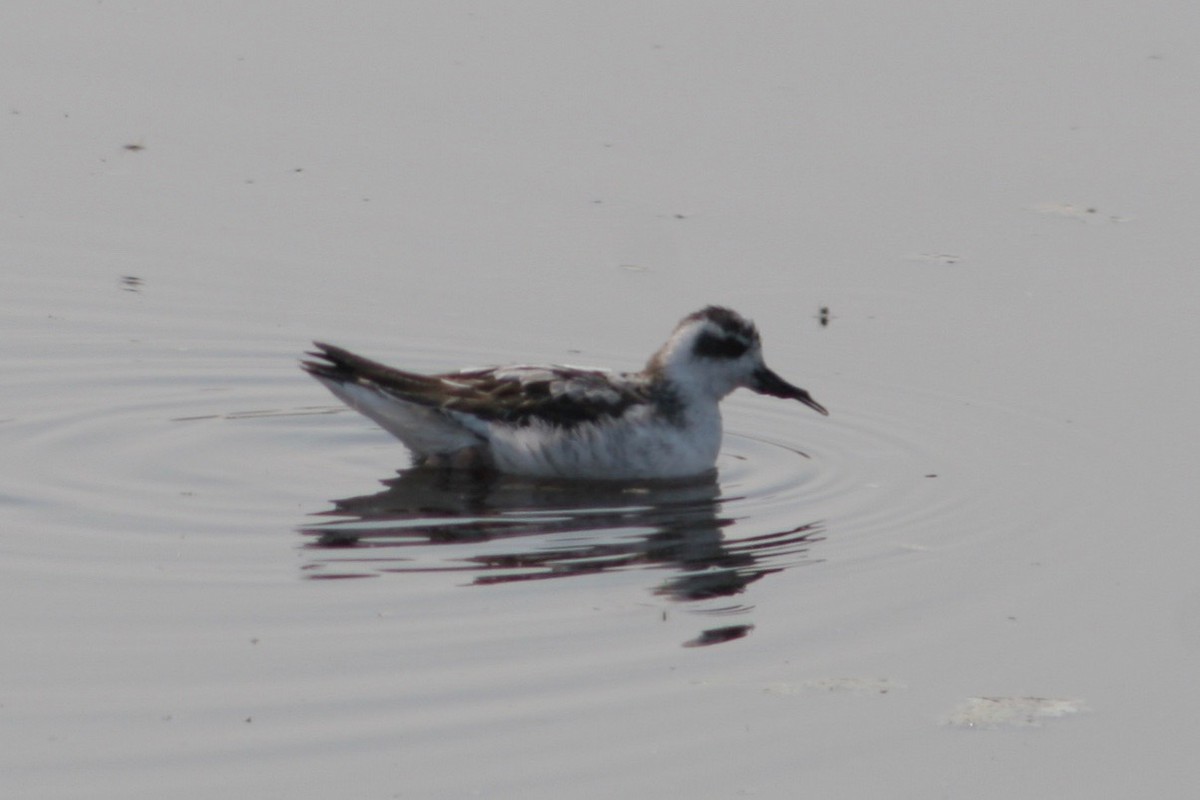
[300,467,823,646]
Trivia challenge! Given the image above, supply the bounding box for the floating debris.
[944,696,1088,729]
[1031,203,1130,224]
[119,275,143,292]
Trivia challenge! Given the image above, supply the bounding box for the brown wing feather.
[302,343,653,428]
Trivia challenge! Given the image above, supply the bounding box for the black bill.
[751,368,829,416]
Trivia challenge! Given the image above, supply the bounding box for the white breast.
[483,402,723,480]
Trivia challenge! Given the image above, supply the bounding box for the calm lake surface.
[4,3,1200,798]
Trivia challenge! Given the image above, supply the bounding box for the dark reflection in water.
[300,468,824,646]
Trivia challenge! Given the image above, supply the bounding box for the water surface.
[4,4,1200,799]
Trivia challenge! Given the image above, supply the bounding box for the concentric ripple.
[2,290,1088,646]
[1,353,314,577]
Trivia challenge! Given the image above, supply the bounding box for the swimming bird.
[302,305,827,480]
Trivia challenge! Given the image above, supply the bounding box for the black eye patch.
[694,331,750,359]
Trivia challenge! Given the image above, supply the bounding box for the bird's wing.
[441,365,650,427]
[303,344,649,428]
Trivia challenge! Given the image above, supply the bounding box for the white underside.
[479,403,722,479]
[319,380,482,455]
[318,378,723,480]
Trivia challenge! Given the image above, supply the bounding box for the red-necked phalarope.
[302,305,827,480]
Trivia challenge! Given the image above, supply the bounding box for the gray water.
[4,3,1200,798]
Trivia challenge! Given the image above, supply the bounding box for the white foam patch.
[943,696,1088,729]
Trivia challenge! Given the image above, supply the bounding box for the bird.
[302,305,827,480]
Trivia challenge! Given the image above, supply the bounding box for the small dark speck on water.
[925,473,938,478]
[818,306,831,327]
[120,275,144,292]
[123,142,145,152]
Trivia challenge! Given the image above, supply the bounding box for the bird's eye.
[694,332,750,359]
